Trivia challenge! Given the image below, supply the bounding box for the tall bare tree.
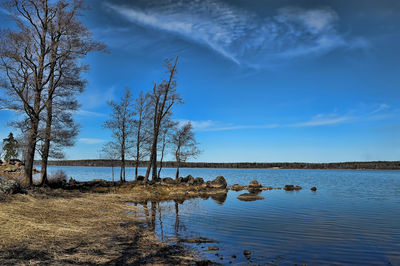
[144,57,182,182]
[157,118,177,178]
[103,88,136,182]
[131,91,150,180]
[0,0,104,185]
[171,122,200,180]
[100,142,119,182]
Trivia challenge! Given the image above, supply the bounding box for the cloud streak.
[179,104,392,132]
[106,0,367,67]
[79,138,105,144]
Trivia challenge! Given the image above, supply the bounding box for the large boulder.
[0,177,21,195]
[186,175,195,185]
[248,180,262,188]
[162,177,175,184]
[194,177,204,185]
[178,175,195,184]
[207,176,227,189]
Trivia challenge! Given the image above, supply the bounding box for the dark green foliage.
[2,133,18,162]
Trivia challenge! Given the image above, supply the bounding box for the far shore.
[35,160,400,170]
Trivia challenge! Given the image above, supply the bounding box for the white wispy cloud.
[177,119,279,132]
[80,86,116,109]
[178,103,392,131]
[291,113,353,127]
[74,110,107,117]
[106,1,368,67]
[370,103,389,114]
[79,138,105,145]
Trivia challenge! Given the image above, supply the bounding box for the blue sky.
[1,0,400,162]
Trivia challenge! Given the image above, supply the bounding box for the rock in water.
[284,184,302,191]
[194,177,204,185]
[248,180,262,188]
[237,193,264,201]
[243,250,251,256]
[230,184,247,191]
[207,176,227,189]
[186,175,195,185]
[208,245,219,251]
[311,186,317,191]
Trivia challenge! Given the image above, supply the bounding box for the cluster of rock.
[232,180,266,201]
[284,184,302,191]
[229,179,318,201]
[230,180,281,192]
[159,175,228,189]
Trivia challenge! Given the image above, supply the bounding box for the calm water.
[40,166,400,265]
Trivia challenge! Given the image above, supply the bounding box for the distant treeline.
[36,160,400,170]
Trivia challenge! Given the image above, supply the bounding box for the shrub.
[48,170,67,188]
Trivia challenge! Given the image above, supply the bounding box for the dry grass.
[0,190,201,265]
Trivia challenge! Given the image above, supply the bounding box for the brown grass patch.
[0,190,201,265]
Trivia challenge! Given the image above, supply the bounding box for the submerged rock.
[208,245,219,251]
[311,186,317,191]
[243,250,252,256]
[237,193,264,201]
[243,250,251,260]
[284,184,302,191]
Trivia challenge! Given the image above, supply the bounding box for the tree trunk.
[111,164,114,182]
[24,88,41,186]
[40,99,53,186]
[158,139,166,179]
[144,152,153,182]
[135,159,139,181]
[135,117,142,181]
[175,161,180,180]
[151,144,157,181]
[120,155,125,182]
[24,117,39,186]
[145,128,158,182]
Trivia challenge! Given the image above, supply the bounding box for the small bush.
[48,170,67,188]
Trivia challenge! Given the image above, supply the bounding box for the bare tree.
[157,118,177,178]
[171,122,200,180]
[131,91,151,180]
[144,57,183,182]
[0,0,104,185]
[100,142,119,182]
[103,88,136,182]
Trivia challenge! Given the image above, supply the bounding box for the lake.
[39,166,400,265]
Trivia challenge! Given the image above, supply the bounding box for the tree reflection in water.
[136,192,227,241]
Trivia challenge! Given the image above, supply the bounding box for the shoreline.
[0,180,229,265]
[36,160,400,170]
